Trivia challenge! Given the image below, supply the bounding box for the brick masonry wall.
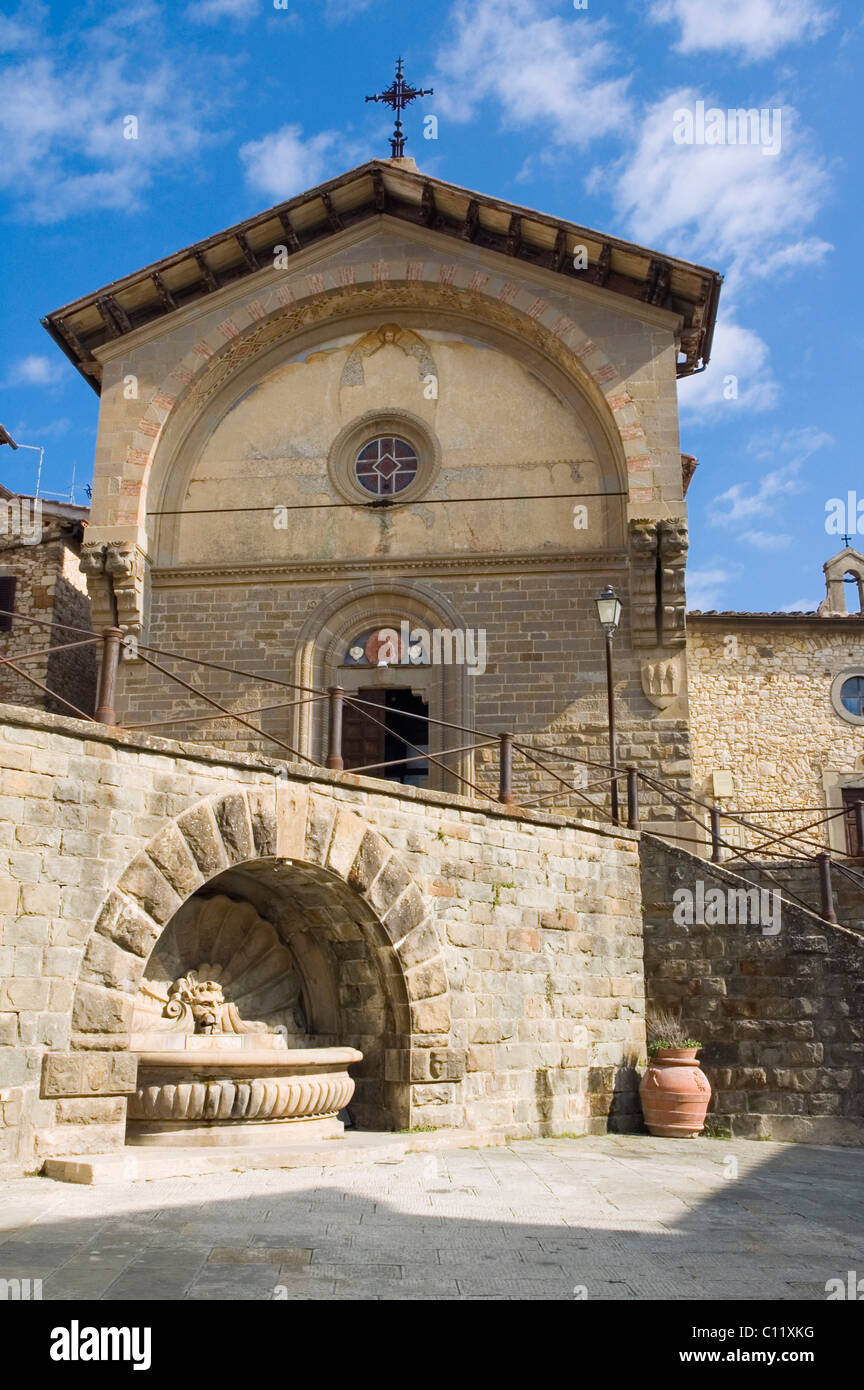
[120,569,691,812]
[0,702,644,1174]
[735,860,864,935]
[0,534,96,717]
[641,833,864,1145]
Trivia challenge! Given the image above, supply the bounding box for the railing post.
[855,802,864,857]
[604,630,620,825]
[709,806,722,864]
[626,766,640,832]
[498,732,514,805]
[95,627,123,725]
[817,851,838,923]
[326,685,344,771]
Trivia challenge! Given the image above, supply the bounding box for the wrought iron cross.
[842,533,853,548]
[366,57,433,159]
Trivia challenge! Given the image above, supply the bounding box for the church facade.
[44,157,721,824]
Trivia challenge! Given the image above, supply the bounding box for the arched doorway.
[293,582,474,793]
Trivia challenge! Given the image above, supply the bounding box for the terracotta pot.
[640,1047,711,1137]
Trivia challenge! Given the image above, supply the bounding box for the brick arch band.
[114,256,654,530]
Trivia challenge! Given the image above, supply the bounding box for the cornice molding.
[151,548,630,588]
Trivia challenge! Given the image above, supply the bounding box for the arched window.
[844,570,864,614]
[343,627,430,667]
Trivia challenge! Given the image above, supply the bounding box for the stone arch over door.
[67,785,455,1139]
[293,579,473,791]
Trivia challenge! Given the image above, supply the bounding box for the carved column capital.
[80,538,149,651]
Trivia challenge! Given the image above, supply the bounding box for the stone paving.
[1,1135,862,1301]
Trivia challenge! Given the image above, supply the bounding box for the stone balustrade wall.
[641,833,864,1145]
[0,703,644,1174]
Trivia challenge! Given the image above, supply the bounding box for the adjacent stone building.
[0,488,96,718]
[687,545,864,854]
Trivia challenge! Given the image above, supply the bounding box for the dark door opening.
[842,788,864,857]
[342,688,430,786]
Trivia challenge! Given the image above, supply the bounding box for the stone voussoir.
[212,792,255,863]
[116,853,182,926]
[145,822,206,902]
[177,800,230,877]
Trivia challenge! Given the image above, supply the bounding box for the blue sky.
[0,0,860,612]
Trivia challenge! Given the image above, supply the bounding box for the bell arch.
[70,786,453,1131]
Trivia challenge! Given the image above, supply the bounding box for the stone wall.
[119,567,691,808]
[641,833,864,1145]
[0,528,96,718]
[735,859,864,936]
[0,702,644,1175]
[687,616,864,851]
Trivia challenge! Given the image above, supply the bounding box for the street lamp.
[595,584,622,824]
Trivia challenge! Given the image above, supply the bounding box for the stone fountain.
[126,896,362,1148]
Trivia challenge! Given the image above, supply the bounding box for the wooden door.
[842,788,864,857]
[342,689,386,772]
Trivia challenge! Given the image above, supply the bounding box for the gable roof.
[42,158,722,395]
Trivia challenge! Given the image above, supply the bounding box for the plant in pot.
[640,1008,712,1138]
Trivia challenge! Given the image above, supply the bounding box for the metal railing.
[2,610,863,929]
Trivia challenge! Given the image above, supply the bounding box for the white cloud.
[741,529,794,548]
[749,236,833,278]
[747,424,834,463]
[325,0,376,18]
[3,355,66,389]
[678,314,778,422]
[609,91,829,286]
[604,89,831,420]
[0,15,225,222]
[707,426,832,528]
[432,0,631,145]
[187,0,260,21]
[10,418,73,440]
[651,0,833,61]
[710,465,804,528]
[686,566,736,609]
[0,14,33,53]
[781,597,820,611]
[239,124,361,199]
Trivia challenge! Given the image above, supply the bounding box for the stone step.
[41,1127,509,1185]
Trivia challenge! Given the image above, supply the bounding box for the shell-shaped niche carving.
[132,894,307,1038]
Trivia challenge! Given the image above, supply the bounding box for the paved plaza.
[1,1135,861,1301]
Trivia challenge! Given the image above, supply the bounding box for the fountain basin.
[126,1042,363,1148]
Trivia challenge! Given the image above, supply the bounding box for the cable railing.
[2,609,863,929]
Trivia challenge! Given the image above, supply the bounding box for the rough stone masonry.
[0,702,644,1175]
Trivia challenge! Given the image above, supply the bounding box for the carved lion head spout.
[166,972,228,1034]
[167,978,225,1034]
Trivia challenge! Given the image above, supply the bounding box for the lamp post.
[595,584,622,824]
